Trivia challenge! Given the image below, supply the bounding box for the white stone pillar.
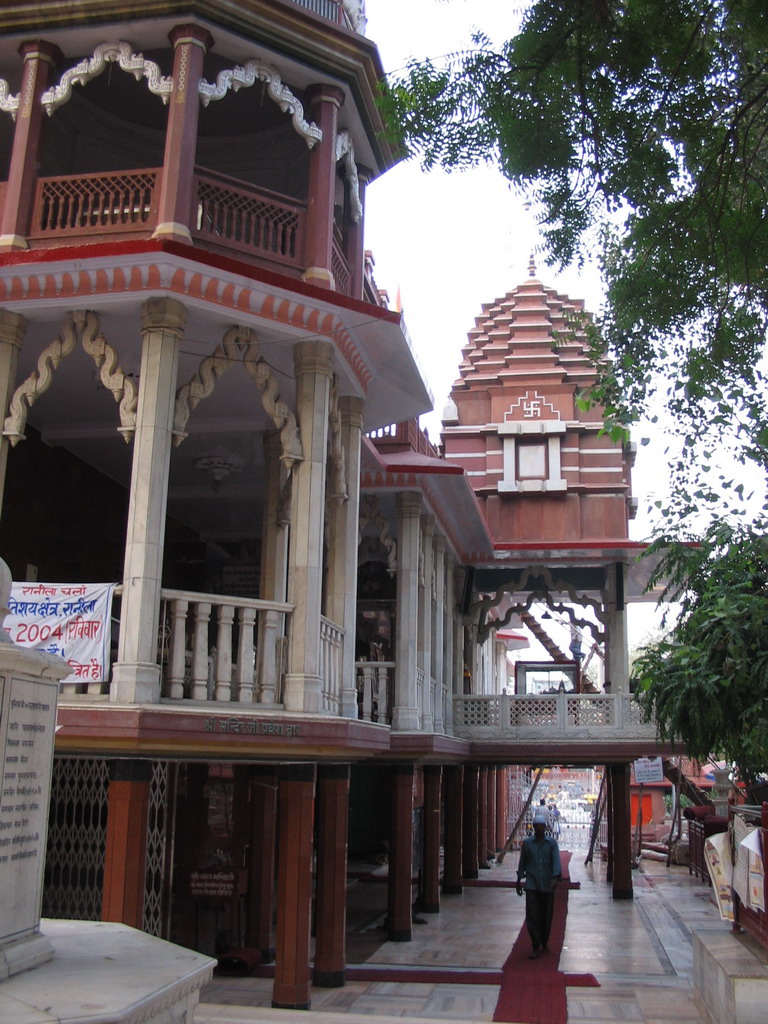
[324,396,363,718]
[392,492,421,731]
[260,432,290,605]
[453,565,465,698]
[283,340,333,712]
[444,551,457,734]
[112,298,186,704]
[465,618,479,693]
[259,432,289,703]
[605,562,629,694]
[0,311,26,517]
[432,534,446,733]
[494,637,508,692]
[418,515,434,731]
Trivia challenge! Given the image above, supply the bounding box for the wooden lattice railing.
[193,168,305,267]
[30,169,158,237]
[19,165,357,294]
[331,234,351,294]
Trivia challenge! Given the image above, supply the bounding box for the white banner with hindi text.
[6,582,116,685]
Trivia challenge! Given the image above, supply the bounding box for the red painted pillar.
[246,767,277,963]
[273,764,316,1010]
[154,24,213,242]
[0,40,61,250]
[101,760,151,929]
[302,84,345,290]
[495,766,508,853]
[421,766,442,913]
[442,765,463,895]
[313,764,350,988]
[606,764,614,883]
[478,766,490,868]
[611,763,633,899]
[388,764,414,941]
[462,764,479,879]
[486,767,497,861]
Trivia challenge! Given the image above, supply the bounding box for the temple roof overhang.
[360,443,494,565]
[0,237,432,432]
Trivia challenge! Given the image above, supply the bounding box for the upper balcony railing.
[157,588,293,705]
[55,578,659,747]
[192,168,304,270]
[19,167,352,296]
[59,587,294,706]
[29,168,159,240]
[452,692,658,742]
[291,0,344,24]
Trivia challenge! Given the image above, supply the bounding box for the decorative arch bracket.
[242,341,304,471]
[198,59,322,149]
[0,80,19,119]
[41,41,172,115]
[335,129,363,224]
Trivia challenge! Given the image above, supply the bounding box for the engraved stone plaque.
[0,675,59,943]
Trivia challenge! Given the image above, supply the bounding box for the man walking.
[516,809,562,958]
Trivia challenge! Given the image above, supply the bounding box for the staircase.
[662,758,711,805]
[519,610,571,662]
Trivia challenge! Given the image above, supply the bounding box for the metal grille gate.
[143,761,174,937]
[43,757,173,937]
[43,757,109,921]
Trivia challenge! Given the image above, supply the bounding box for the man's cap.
[532,811,548,825]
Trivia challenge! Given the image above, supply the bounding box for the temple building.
[0,0,673,1010]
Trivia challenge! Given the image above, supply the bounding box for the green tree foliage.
[382,0,768,501]
[632,522,768,785]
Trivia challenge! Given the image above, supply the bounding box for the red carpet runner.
[492,851,599,1024]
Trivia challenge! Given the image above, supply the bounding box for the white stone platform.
[693,927,768,1024]
[0,919,215,1023]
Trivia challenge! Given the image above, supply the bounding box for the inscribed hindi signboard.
[6,583,115,685]
[633,757,664,784]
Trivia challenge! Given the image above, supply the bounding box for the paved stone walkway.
[198,849,730,1023]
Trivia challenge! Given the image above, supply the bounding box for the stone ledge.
[0,919,215,1024]
[693,926,768,1024]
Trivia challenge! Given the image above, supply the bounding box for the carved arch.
[3,310,138,446]
[172,326,303,470]
[173,326,247,446]
[358,494,397,575]
[476,565,606,644]
[41,42,172,115]
[198,60,322,149]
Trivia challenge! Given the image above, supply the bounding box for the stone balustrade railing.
[452,692,657,741]
[157,588,293,704]
[355,660,394,723]
[320,616,344,714]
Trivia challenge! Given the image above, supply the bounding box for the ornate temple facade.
[0,0,673,1009]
